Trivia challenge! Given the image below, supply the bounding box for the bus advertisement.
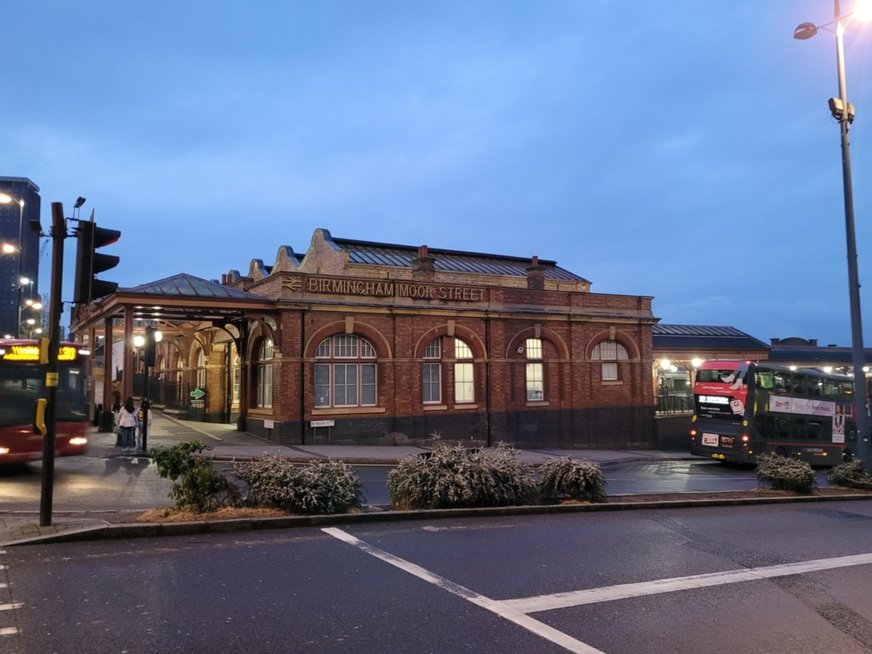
[690,360,856,465]
[0,339,90,463]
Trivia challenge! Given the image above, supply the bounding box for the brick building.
[73,228,659,449]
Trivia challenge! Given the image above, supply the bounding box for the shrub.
[149,441,240,512]
[755,452,816,494]
[232,455,362,515]
[827,460,872,490]
[539,457,606,502]
[388,443,537,510]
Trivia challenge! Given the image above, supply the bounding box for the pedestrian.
[136,399,153,452]
[116,397,138,453]
[112,399,122,446]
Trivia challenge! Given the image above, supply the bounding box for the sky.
[4,0,872,346]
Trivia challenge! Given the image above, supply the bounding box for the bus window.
[840,382,854,396]
[822,380,841,397]
[773,372,790,392]
[807,419,824,440]
[697,368,741,383]
[774,416,792,438]
[755,371,774,389]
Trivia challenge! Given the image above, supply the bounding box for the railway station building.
[72,228,659,449]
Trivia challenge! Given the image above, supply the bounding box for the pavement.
[2,411,867,548]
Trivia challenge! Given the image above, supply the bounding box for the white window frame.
[313,334,378,408]
[525,338,544,401]
[453,338,474,403]
[591,339,628,382]
[256,337,274,408]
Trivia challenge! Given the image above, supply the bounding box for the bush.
[539,457,606,502]
[388,444,537,510]
[149,441,240,512]
[232,455,362,515]
[755,452,816,494]
[827,460,872,490]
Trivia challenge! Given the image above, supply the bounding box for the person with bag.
[116,397,138,453]
[112,399,122,446]
[136,399,153,453]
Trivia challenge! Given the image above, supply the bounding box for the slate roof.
[653,324,770,352]
[768,345,872,365]
[328,235,588,283]
[121,273,265,300]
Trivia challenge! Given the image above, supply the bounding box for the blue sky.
[5,1,872,345]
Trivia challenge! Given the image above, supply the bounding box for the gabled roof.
[653,324,770,352]
[122,273,265,301]
[326,233,588,283]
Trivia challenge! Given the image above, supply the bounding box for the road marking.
[0,603,22,612]
[502,552,872,614]
[322,527,604,654]
[0,627,18,636]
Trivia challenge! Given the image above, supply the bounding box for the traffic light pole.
[39,203,67,527]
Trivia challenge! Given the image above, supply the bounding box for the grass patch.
[136,507,288,523]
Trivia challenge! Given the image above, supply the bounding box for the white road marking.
[502,552,872,614]
[0,603,22,612]
[0,627,18,636]
[322,527,604,654]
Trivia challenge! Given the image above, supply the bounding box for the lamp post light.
[795,0,872,468]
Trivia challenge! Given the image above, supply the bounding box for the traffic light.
[74,221,120,304]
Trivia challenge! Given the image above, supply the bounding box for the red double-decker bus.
[0,339,90,464]
[690,360,856,465]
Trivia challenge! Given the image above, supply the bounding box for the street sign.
[190,388,206,400]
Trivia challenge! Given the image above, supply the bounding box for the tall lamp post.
[795,0,872,468]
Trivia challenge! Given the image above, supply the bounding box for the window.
[231,351,240,409]
[255,337,274,408]
[454,338,474,403]
[195,347,206,390]
[314,334,377,408]
[525,337,544,401]
[422,337,442,404]
[591,339,628,381]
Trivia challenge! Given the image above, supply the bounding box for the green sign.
[190,388,206,400]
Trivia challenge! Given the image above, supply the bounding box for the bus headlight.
[69,437,88,446]
[0,447,9,455]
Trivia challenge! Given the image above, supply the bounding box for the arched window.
[590,339,628,381]
[453,338,474,403]
[314,334,377,408]
[525,337,544,401]
[255,337,274,408]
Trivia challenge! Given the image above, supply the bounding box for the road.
[0,455,797,513]
[3,501,872,653]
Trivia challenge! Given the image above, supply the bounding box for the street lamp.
[795,0,872,467]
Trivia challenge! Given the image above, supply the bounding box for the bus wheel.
[775,447,787,457]
[842,449,854,463]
